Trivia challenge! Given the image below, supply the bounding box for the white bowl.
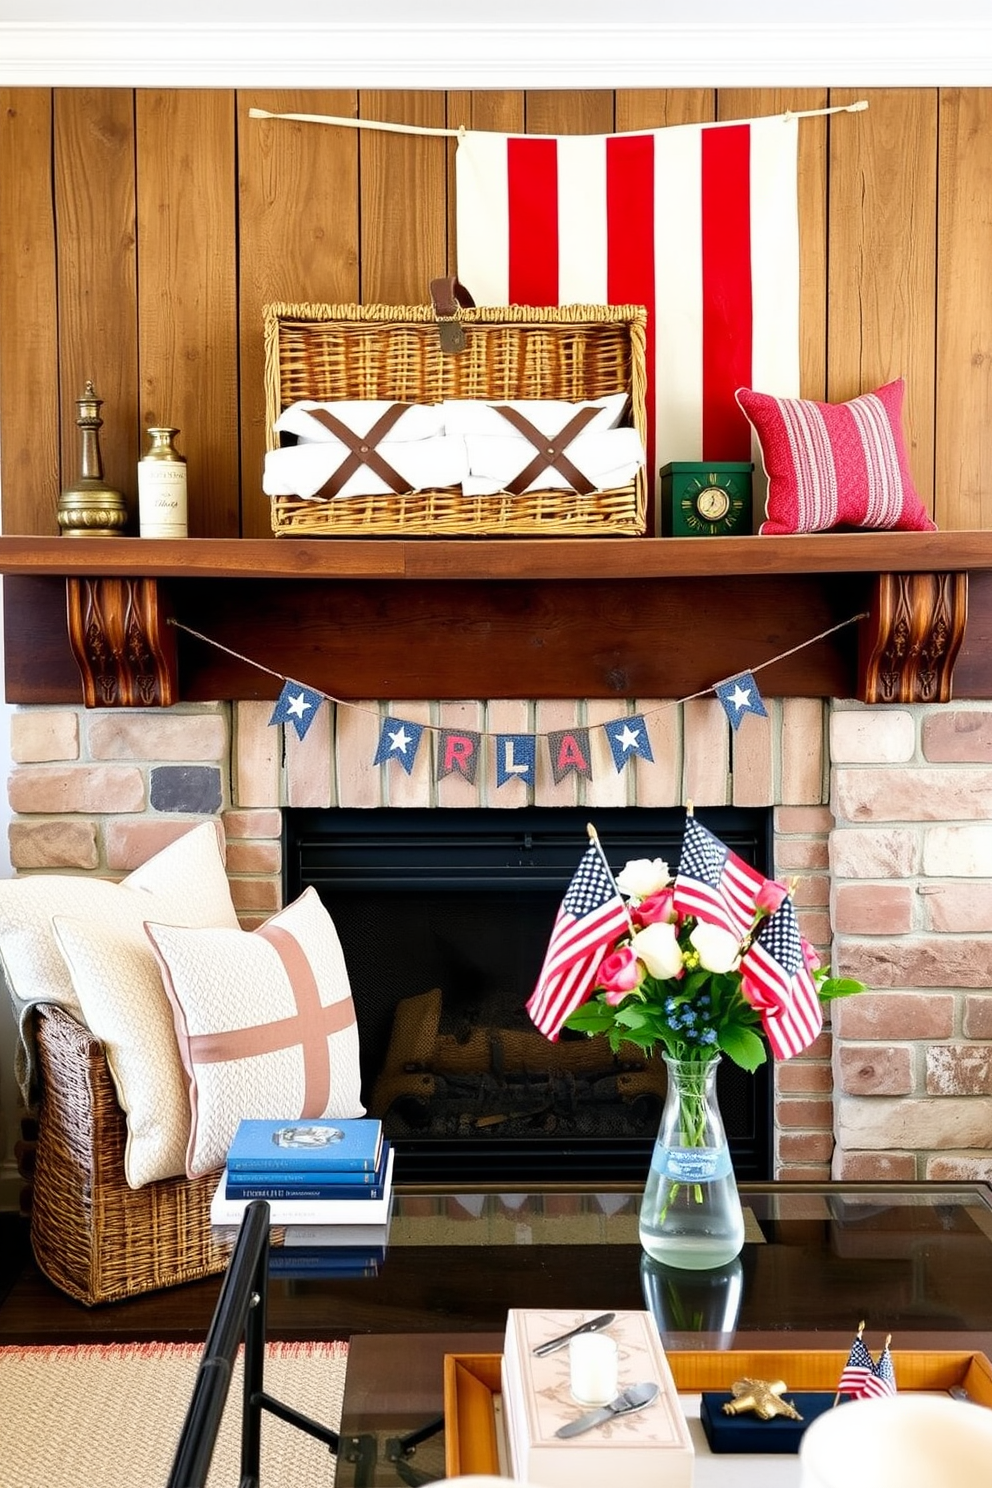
[799,1393,992,1488]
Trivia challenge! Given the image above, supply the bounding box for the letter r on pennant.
[444,733,475,776]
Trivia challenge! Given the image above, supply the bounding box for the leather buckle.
[437,316,466,355]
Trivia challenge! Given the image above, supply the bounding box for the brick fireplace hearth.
[7,693,992,1183]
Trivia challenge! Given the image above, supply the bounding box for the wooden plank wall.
[1,87,991,540]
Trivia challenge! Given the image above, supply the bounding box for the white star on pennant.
[615,723,642,752]
[388,725,412,754]
[286,691,312,720]
[728,683,752,712]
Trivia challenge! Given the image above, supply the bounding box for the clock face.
[680,474,748,535]
[662,462,753,537]
[695,486,731,521]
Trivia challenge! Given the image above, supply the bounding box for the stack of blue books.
[209,1118,394,1276]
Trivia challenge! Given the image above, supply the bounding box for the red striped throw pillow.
[735,379,936,536]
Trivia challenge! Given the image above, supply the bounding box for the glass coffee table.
[319,1181,992,1486]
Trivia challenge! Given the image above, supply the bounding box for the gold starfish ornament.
[722,1378,804,1421]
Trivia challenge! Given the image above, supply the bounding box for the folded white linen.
[274,399,445,443]
[441,393,629,437]
[461,426,645,495]
[263,437,468,501]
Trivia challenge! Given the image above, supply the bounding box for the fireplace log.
[369,988,668,1141]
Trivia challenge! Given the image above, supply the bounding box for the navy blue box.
[700,1391,839,1454]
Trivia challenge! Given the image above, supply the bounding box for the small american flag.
[839,1333,897,1399]
[739,895,823,1058]
[673,815,766,939]
[872,1339,897,1396]
[838,1334,878,1397]
[527,843,629,1041]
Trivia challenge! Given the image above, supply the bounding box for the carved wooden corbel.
[66,576,177,707]
[859,571,968,704]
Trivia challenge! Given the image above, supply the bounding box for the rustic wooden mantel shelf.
[1,532,989,709]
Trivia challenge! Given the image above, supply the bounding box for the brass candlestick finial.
[57,381,129,537]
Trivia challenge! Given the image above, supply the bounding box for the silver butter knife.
[532,1312,616,1357]
[555,1381,660,1438]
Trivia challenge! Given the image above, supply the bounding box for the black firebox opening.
[284,806,774,1185]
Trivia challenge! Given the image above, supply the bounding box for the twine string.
[167,610,868,740]
[248,101,868,139]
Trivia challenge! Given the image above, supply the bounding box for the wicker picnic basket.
[30,1003,230,1305]
[263,290,648,538]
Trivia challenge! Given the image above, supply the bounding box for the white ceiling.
[0,1,984,21]
[0,3,989,86]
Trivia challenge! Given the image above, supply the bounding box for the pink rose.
[755,879,789,916]
[634,888,677,926]
[800,937,822,971]
[597,945,642,1003]
[741,973,775,1011]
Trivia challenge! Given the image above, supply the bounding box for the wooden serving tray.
[444,1348,992,1480]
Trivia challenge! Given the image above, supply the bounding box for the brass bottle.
[57,382,129,537]
[138,427,188,538]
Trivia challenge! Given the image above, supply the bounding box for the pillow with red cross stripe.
[146,887,364,1179]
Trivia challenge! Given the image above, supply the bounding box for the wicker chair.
[30,1003,230,1306]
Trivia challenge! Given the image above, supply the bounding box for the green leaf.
[817,977,865,1001]
[718,1024,767,1072]
[563,1002,618,1033]
[615,1005,652,1030]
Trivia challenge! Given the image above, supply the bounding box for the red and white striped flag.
[740,894,823,1059]
[673,815,767,942]
[527,843,630,1042]
[838,1332,897,1399]
[455,116,800,514]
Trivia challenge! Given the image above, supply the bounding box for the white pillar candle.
[568,1331,619,1406]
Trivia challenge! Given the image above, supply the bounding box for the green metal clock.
[660,461,754,537]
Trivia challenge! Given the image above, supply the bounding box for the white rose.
[689,922,741,975]
[615,857,670,898]
[631,921,684,980]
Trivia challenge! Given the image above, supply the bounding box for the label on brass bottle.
[139,429,187,538]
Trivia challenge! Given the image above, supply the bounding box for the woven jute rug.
[0,1339,348,1488]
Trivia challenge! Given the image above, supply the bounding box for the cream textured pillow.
[147,887,365,1179]
[52,915,195,1187]
[0,823,240,1121]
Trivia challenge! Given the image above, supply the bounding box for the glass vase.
[638,1054,745,1270]
[640,1253,744,1346]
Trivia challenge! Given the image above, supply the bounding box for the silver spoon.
[555,1381,660,1438]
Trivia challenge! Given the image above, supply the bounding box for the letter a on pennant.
[548,728,592,785]
[437,728,481,783]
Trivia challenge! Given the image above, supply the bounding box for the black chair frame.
[166,1200,340,1488]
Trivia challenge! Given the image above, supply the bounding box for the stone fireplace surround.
[7,691,992,1184]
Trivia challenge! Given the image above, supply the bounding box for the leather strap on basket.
[493,405,600,496]
[429,275,476,355]
[306,404,411,498]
